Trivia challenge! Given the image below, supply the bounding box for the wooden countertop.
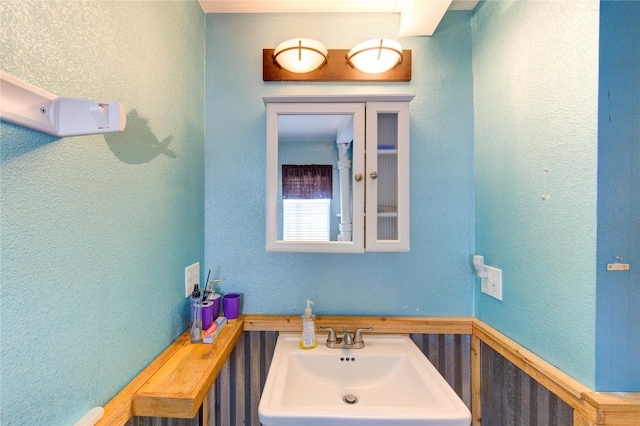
[131,318,244,419]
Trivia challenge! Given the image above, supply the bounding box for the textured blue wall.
[2,4,633,424]
[471,1,600,388]
[0,1,204,424]
[596,0,640,392]
[205,13,475,317]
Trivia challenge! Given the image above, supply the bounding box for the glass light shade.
[273,38,328,74]
[347,39,403,74]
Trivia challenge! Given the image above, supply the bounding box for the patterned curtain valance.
[282,164,333,199]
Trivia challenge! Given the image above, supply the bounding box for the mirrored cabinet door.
[266,102,366,253]
[365,102,410,252]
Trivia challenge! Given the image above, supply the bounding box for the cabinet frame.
[264,95,414,253]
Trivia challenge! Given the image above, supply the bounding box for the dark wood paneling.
[210,331,278,426]
[410,333,473,410]
[481,342,573,425]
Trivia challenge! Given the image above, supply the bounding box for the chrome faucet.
[318,327,373,349]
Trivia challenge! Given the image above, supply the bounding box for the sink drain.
[343,394,358,405]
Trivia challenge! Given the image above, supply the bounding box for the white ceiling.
[198,0,479,36]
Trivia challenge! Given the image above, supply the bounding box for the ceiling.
[198,0,479,36]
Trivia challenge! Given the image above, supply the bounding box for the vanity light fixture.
[347,39,403,74]
[264,39,411,82]
[272,38,328,74]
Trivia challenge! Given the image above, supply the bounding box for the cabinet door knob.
[370,171,378,180]
[355,173,363,182]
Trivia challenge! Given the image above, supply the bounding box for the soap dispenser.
[300,300,317,349]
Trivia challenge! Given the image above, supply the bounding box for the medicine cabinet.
[264,95,414,253]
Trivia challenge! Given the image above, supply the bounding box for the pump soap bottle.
[300,300,317,349]
[190,283,203,343]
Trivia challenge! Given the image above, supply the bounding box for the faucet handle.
[318,326,336,343]
[353,327,373,343]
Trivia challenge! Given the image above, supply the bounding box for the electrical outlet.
[481,265,502,301]
[185,262,200,298]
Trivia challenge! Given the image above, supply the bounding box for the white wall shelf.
[0,71,126,137]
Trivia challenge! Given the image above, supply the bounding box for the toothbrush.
[203,269,211,301]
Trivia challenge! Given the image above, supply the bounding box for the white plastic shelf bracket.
[0,71,126,137]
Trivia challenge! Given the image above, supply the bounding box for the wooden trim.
[471,334,482,426]
[263,49,412,82]
[243,314,473,334]
[582,392,640,426]
[574,410,599,426]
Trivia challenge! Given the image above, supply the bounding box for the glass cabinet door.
[365,102,410,252]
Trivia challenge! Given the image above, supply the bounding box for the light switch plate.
[185,262,200,298]
[482,265,502,301]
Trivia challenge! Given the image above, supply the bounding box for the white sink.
[258,333,471,426]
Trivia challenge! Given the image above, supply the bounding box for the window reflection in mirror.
[277,114,354,242]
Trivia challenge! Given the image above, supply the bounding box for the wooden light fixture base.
[263,49,412,82]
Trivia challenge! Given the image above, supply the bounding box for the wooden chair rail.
[243,314,472,334]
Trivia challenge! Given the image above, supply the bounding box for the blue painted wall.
[204,12,476,317]
[596,0,640,391]
[471,1,600,388]
[0,1,204,424]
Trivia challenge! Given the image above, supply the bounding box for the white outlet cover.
[482,265,502,301]
[185,262,200,298]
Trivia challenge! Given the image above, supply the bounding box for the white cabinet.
[264,95,413,253]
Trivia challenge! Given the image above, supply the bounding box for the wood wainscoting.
[109,315,639,426]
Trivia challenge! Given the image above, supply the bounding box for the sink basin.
[258,333,471,425]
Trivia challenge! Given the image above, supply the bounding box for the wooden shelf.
[131,318,244,419]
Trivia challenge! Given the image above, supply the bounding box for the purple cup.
[222,293,241,320]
